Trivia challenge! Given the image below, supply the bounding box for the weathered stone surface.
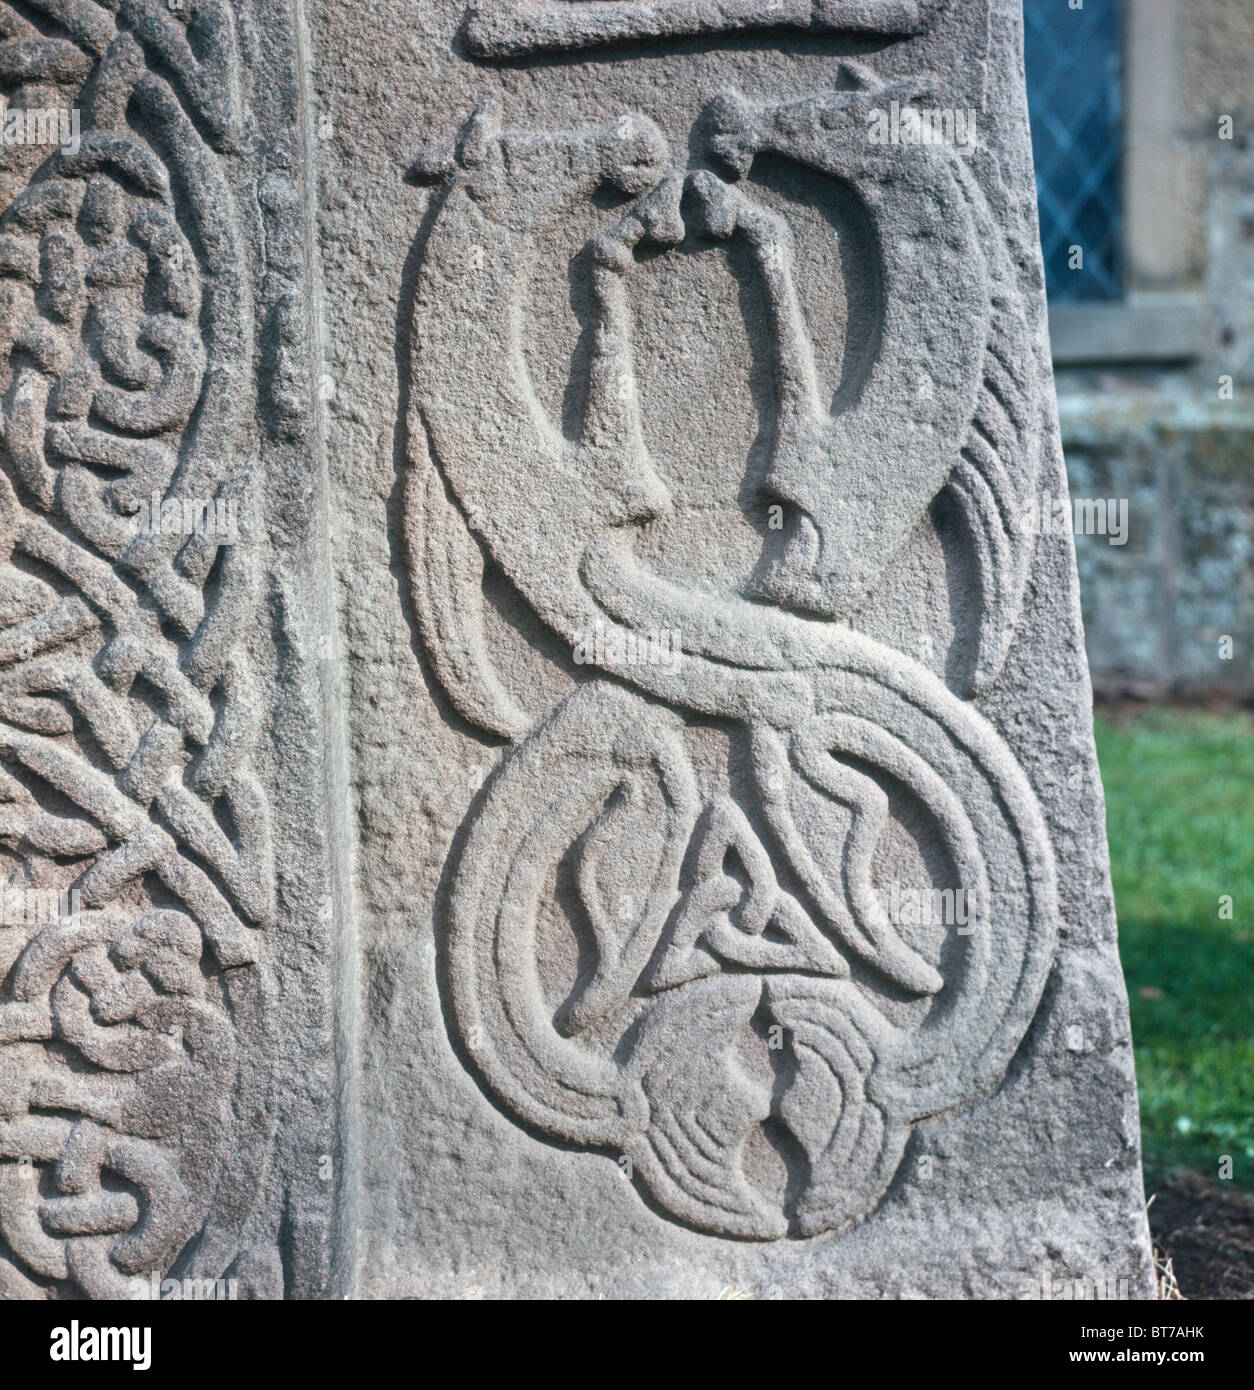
[1060,386,1254,699]
[0,0,1154,1298]
[316,0,1153,1297]
[0,0,342,1300]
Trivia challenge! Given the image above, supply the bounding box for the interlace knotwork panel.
[0,0,276,1298]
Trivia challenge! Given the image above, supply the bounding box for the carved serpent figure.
[404,72,1057,1239]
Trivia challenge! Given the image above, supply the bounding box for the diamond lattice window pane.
[1023,0,1124,302]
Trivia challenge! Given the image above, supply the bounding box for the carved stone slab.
[317,0,1152,1298]
[0,0,1154,1299]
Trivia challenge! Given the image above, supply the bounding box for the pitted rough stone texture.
[0,0,340,1300]
[318,0,1153,1298]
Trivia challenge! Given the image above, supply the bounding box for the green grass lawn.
[1095,708,1254,1191]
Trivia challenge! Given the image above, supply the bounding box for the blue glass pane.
[1023,0,1123,302]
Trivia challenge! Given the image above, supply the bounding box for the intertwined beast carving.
[405,70,1056,1239]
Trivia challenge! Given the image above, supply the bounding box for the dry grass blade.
[1154,1246,1185,1300]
